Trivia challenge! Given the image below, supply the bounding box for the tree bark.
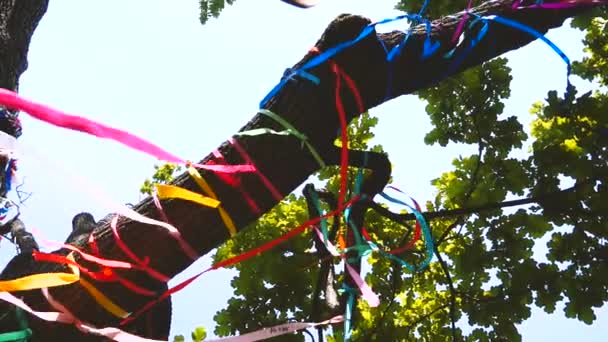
[0,0,601,340]
[0,0,48,195]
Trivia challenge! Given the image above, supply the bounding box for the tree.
[206,11,608,338]
[0,0,605,341]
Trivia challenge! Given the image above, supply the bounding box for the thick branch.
[374,181,585,224]
[0,0,48,91]
[0,0,48,194]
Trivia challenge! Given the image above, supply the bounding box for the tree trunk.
[0,0,599,340]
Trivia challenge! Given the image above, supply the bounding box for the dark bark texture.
[0,0,601,340]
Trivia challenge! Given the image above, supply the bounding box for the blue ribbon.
[484,15,570,76]
[383,15,440,99]
[387,16,440,62]
[260,13,439,108]
[441,15,490,81]
[418,0,431,16]
[4,160,14,192]
[261,6,573,108]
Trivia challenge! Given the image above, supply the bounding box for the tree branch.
[434,243,458,341]
[379,182,586,226]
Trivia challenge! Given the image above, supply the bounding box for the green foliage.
[192,326,207,341]
[172,326,207,342]
[572,16,608,86]
[199,0,236,25]
[140,163,182,195]
[397,0,472,18]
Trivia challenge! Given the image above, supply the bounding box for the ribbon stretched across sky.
[281,0,321,8]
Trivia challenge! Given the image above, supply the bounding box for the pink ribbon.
[512,0,607,9]
[110,215,170,282]
[205,315,344,342]
[313,228,379,307]
[452,0,474,44]
[0,291,165,342]
[228,138,283,202]
[0,89,184,164]
[0,89,256,175]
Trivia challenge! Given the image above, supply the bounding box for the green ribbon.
[0,308,32,342]
[236,109,326,168]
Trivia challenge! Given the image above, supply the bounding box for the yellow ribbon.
[78,277,130,319]
[0,272,79,292]
[155,184,220,208]
[0,254,80,292]
[187,166,237,237]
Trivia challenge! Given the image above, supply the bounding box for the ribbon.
[313,228,380,307]
[187,166,237,237]
[236,109,326,168]
[0,308,31,342]
[205,315,343,342]
[315,53,366,251]
[86,231,158,296]
[309,190,330,246]
[446,12,569,86]
[209,149,261,215]
[0,253,79,292]
[307,47,364,211]
[384,186,422,255]
[0,90,259,180]
[261,13,445,108]
[484,14,570,73]
[31,229,137,271]
[0,329,31,342]
[379,191,434,272]
[151,191,199,260]
[7,289,161,342]
[0,272,78,292]
[0,89,183,164]
[23,142,199,260]
[78,277,130,319]
[0,260,161,342]
[228,138,283,202]
[110,215,170,282]
[387,15,439,62]
[121,196,361,326]
[341,286,356,341]
[452,0,474,44]
[513,0,607,9]
[33,252,156,297]
[0,254,131,335]
[154,184,220,209]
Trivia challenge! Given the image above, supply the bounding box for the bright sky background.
[1,0,606,340]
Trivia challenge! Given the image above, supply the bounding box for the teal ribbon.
[343,152,368,249]
[379,191,434,272]
[339,286,357,341]
[309,189,329,246]
[236,109,326,168]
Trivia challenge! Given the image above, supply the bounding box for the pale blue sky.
[2,0,606,340]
